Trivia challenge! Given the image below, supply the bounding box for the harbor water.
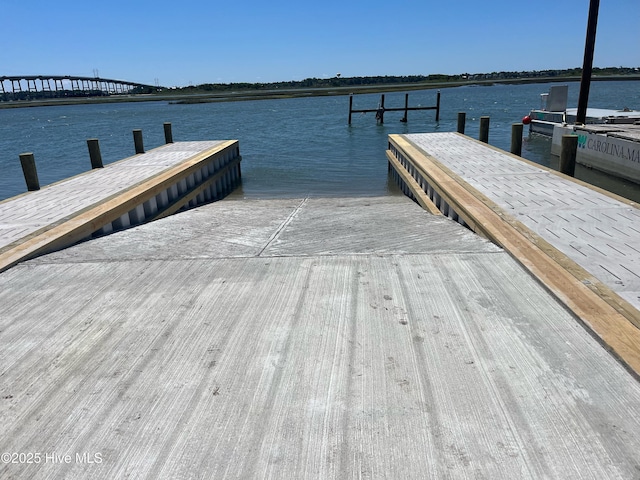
[1,80,639,203]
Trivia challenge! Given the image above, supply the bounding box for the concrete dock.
[2,195,640,479]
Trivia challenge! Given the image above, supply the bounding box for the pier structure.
[2,133,640,478]
[348,91,440,124]
[0,140,241,273]
[388,131,640,372]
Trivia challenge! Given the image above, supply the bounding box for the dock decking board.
[2,196,640,478]
[398,132,640,307]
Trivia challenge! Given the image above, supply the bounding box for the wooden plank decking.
[0,140,241,272]
[2,196,640,479]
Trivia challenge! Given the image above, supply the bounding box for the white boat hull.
[551,124,640,183]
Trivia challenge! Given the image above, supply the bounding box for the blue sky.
[2,0,638,87]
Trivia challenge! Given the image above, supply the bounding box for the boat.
[524,85,640,184]
[525,85,640,136]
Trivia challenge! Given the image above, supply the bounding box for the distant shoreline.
[1,75,639,109]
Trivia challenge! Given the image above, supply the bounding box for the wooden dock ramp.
[0,140,241,273]
[388,132,640,375]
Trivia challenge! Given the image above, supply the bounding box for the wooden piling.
[457,112,466,134]
[510,123,523,156]
[376,95,386,124]
[479,116,490,143]
[19,153,40,191]
[164,123,174,144]
[560,134,578,176]
[133,129,144,154]
[87,139,103,169]
[348,95,353,125]
[348,92,440,124]
[401,94,409,123]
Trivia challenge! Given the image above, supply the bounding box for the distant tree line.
[2,67,637,103]
[168,67,639,93]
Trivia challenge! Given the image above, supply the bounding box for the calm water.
[1,80,639,202]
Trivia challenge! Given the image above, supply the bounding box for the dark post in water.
[164,123,174,144]
[401,94,409,123]
[457,112,466,134]
[576,0,600,125]
[348,95,353,125]
[376,95,386,124]
[560,135,578,176]
[479,116,490,143]
[133,129,145,154]
[511,123,523,156]
[19,153,40,191]
[87,139,103,169]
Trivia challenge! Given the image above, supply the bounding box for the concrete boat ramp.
[2,193,640,479]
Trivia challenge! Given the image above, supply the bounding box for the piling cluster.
[18,123,176,192]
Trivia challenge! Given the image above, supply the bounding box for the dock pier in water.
[388,131,640,372]
[348,91,440,124]
[2,128,640,478]
[0,139,241,273]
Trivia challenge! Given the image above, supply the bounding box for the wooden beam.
[386,151,441,215]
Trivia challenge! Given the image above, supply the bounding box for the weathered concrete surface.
[1,196,640,479]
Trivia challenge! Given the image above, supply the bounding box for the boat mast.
[576,0,600,125]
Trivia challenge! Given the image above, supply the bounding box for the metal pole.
[576,0,600,125]
[435,90,441,122]
[348,95,353,125]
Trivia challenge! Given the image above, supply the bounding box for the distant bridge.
[0,75,160,99]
